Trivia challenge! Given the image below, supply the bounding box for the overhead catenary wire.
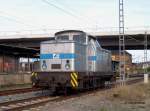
[0,15,25,25]
[0,10,44,29]
[41,0,97,27]
[51,0,99,26]
[41,0,82,19]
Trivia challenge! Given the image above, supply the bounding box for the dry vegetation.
[105,82,150,103]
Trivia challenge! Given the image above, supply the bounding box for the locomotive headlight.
[42,60,47,70]
[65,64,70,70]
[65,60,70,70]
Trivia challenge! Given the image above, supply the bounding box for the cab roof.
[55,30,96,39]
[55,30,85,36]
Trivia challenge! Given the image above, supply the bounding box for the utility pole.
[144,31,148,83]
[119,0,125,85]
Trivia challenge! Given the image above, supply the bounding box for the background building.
[0,44,39,74]
[111,50,132,75]
[0,44,39,87]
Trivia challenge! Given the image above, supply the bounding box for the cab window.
[57,35,69,40]
[73,34,86,43]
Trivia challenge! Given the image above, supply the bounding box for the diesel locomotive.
[31,30,114,93]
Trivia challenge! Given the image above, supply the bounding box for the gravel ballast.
[29,82,150,111]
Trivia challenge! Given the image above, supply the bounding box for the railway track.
[0,87,42,96]
[0,95,60,111]
[0,88,109,111]
[0,77,145,111]
[126,77,144,85]
[115,77,144,85]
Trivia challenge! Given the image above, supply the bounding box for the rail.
[0,87,42,96]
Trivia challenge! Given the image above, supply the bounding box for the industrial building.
[0,44,39,86]
[111,50,132,74]
[0,44,39,73]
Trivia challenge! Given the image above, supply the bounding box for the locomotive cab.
[40,30,87,72]
[55,30,87,44]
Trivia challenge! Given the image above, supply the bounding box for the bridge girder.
[0,34,150,50]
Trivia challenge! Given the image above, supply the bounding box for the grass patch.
[106,83,149,102]
[0,83,32,91]
[100,107,108,111]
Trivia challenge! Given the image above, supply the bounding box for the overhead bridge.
[0,31,150,50]
[97,34,150,50]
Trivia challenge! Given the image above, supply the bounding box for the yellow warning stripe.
[71,74,78,86]
[31,72,37,77]
[71,80,76,87]
[70,72,78,87]
[34,73,37,76]
[32,72,35,76]
[73,72,78,79]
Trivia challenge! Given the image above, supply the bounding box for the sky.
[0,0,150,31]
[0,0,150,62]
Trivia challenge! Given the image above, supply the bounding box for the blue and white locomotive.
[31,30,114,93]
